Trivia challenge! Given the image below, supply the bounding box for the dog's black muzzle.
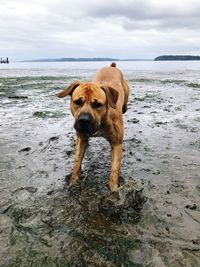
[74,113,97,135]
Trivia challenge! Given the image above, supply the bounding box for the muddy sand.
[0,69,200,266]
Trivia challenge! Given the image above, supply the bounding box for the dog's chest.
[91,129,106,138]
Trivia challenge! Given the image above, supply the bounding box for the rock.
[66,150,73,156]
[155,121,168,126]
[18,147,31,152]
[143,105,151,108]
[152,170,161,175]
[49,136,59,142]
[129,137,142,144]
[128,118,140,124]
[185,204,197,210]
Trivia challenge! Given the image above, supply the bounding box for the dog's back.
[93,63,129,113]
[93,62,121,83]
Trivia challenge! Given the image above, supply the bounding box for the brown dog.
[57,63,129,191]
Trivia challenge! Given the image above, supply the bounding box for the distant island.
[22,57,152,62]
[154,55,200,61]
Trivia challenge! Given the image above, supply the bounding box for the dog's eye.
[74,99,83,106]
[92,102,102,109]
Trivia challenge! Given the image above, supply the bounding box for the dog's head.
[57,81,119,135]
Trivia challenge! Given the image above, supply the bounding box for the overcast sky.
[0,0,200,61]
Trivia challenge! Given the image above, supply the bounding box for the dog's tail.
[110,62,116,67]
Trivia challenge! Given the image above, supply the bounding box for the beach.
[0,61,200,266]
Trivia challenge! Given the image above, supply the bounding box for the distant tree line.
[154,55,200,61]
[24,58,119,62]
[23,57,153,62]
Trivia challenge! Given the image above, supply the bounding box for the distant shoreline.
[20,56,200,62]
[154,55,200,61]
[21,58,153,63]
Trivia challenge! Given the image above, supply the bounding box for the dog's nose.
[74,113,96,134]
[78,113,92,126]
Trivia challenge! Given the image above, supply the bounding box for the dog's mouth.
[74,122,97,135]
[74,113,98,135]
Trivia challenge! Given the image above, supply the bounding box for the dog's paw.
[109,181,119,192]
[67,180,79,195]
[70,174,80,184]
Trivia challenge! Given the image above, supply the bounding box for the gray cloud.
[86,0,200,19]
[85,0,200,29]
[0,0,199,61]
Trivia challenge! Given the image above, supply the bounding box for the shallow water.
[0,62,200,266]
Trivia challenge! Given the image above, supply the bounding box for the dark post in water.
[0,57,9,64]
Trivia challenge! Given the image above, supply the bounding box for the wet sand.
[0,71,200,266]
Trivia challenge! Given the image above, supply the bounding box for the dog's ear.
[56,81,80,98]
[101,86,119,109]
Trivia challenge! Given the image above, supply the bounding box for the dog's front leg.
[109,143,122,192]
[70,133,88,185]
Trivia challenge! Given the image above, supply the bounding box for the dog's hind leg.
[122,80,129,114]
[70,133,88,185]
